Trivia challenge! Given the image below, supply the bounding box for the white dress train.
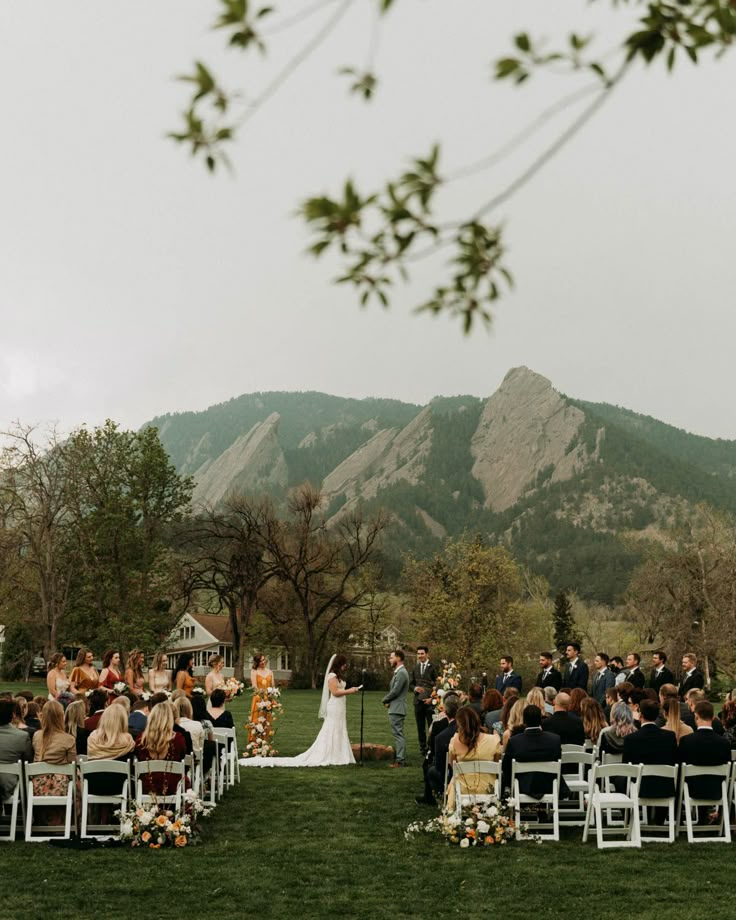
[239,673,355,768]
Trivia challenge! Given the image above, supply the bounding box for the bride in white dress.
[239,654,360,767]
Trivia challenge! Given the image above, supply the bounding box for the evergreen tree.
[553,591,580,653]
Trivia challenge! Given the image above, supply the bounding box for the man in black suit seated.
[622,699,677,813]
[648,651,675,694]
[562,643,589,691]
[541,692,585,746]
[424,694,460,803]
[625,652,646,689]
[678,653,705,701]
[678,700,731,811]
[502,705,561,799]
[535,652,562,692]
[494,656,522,694]
[682,689,725,735]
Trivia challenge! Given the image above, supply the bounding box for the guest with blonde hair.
[88,704,135,761]
[111,695,131,714]
[64,699,87,754]
[662,697,693,743]
[502,698,526,748]
[125,649,145,697]
[31,700,76,823]
[205,654,226,697]
[175,697,205,755]
[525,688,545,710]
[148,651,171,694]
[134,702,188,795]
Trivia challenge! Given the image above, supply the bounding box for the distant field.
[0,684,734,920]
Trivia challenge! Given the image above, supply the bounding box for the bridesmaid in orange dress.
[248,653,274,743]
[173,653,197,698]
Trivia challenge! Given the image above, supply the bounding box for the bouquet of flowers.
[192,687,206,697]
[112,681,127,696]
[429,660,462,712]
[254,686,283,717]
[117,793,215,849]
[243,728,277,758]
[223,677,244,701]
[405,797,528,848]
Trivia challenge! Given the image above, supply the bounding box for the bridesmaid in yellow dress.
[248,653,274,743]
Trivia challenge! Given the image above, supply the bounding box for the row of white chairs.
[0,726,241,843]
[450,747,736,848]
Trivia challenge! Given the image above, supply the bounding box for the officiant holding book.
[410,646,438,755]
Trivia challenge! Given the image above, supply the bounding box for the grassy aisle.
[0,684,734,919]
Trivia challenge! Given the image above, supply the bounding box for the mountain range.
[145,367,736,606]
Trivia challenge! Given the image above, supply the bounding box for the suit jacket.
[541,711,585,747]
[627,667,646,689]
[622,723,678,798]
[502,728,562,798]
[426,715,450,765]
[534,668,562,691]
[682,711,724,736]
[382,665,410,716]
[432,721,457,785]
[678,727,731,800]
[495,672,522,694]
[0,724,33,799]
[563,660,589,691]
[410,661,438,707]
[648,666,675,693]
[591,668,615,706]
[679,669,705,700]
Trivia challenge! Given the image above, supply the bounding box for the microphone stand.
[359,669,366,766]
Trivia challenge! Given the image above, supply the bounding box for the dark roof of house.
[190,612,233,644]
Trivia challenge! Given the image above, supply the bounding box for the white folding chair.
[511,761,561,841]
[451,761,501,816]
[0,762,25,841]
[217,727,240,787]
[212,730,230,797]
[638,765,678,843]
[582,763,642,849]
[559,750,595,826]
[134,760,185,814]
[678,764,731,843]
[79,760,130,839]
[25,762,76,842]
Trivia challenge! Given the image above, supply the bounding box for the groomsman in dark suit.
[648,651,675,693]
[591,653,615,706]
[625,653,646,689]
[534,652,562,691]
[494,655,522,694]
[562,643,589,691]
[678,653,705,700]
[410,646,438,755]
[678,700,731,806]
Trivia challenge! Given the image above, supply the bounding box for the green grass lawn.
[1,681,735,920]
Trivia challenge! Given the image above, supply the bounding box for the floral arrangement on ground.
[117,791,215,849]
[405,797,533,848]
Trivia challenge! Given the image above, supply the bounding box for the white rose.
[459,837,470,848]
[465,818,474,827]
[437,689,446,698]
[476,820,490,834]
[120,821,133,837]
[488,806,498,817]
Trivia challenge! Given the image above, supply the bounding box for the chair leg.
[595,798,604,849]
[582,797,593,843]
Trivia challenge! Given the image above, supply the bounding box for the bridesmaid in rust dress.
[99,650,124,691]
[69,648,99,692]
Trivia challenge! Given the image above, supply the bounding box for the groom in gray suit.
[383,649,410,768]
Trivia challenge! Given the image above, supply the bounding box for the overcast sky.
[1,1,734,440]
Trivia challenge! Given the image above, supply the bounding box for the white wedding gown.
[239,672,356,768]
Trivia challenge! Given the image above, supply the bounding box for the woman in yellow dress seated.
[446,707,502,810]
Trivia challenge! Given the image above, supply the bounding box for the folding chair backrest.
[80,760,130,778]
[640,764,678,781]
[0,761,23,797]
[682,764,729,780]
[453,761,501,778]
[561,751,594,767]
[511,761,561,781]
[561,744,585,755]
[25,762,75,780]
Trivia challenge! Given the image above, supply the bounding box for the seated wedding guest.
[598,701,637,755]
[64,699,88,755]
[17,690,34,703]
[125,649,146,698]
[416,692,460,805]
[683,689,725,735]
[69,648,99,692]
[502,699,526,748]
[190,691,216,777]
[568,687,588,716]
[525,688,545,711]
[446,707,502,810]
[111,695,131,715]
[426,695,460,800]
[173,654,196,698]
[205,655,226,697]
[31,700,76,824]
[499,694,517,737]
[617,681,634,706]
[87,704,135,797]
[149,692,193,754]
[661,697,692,743]
[543,686,557,715]
[481,688,504,732]
[0,698,33,802]
[84,690,108,732]
[542,692,585,746]
[580,697,607,745]
[629,688,648,725]
[678,700,731,817]
[99,650,124,691]
[148,652,171,694]
[207,689,234,728]
[623,699,677,803]
[12,698,28,729]
[175,697,205,755]
[46,653,76,706]
[128,699,150,738]
[171,689,187,703]
[465,683,484,717]
[33,695,48,709]
[501,705,562,799]
[502,686,520,703]
[24,702,42,736]
[603,685,618,721]
[134,703,189,795]
[720,697,736,748]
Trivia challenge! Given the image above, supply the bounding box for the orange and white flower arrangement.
[116,792,215,849]
[405,797,529,847]
[430,661,462,713]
